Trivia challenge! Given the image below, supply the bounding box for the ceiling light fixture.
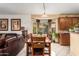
[42,3,48,18]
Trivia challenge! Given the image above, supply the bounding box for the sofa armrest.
[0,47,9,56]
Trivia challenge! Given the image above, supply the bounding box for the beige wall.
[0,14,32,34]
[70,32,79,56]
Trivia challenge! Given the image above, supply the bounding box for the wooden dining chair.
[31,37,45,56]
[45,36,51,56]
[27,33,32,55]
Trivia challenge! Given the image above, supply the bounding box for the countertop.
[70,31,79,34]
[58,31,69,33]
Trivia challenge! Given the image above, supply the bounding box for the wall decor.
[0,19,8,31]
[11,19,21,31]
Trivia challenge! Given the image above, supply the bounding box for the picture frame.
[0,19,8,31]
[11,19,21,31]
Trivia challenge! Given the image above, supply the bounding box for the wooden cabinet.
[58,17,66,30]
[72,17,79,25]
[66,18,73,29]
[58,17,73,30]
[58,17,79,46]
[59,33,70,46]
[58,17,79,30]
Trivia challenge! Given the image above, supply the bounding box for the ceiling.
[0,3,79,14]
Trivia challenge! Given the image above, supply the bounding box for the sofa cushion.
[0,34,6,48]
[5,33,17,39]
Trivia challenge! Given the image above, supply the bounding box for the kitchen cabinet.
[58,17,73,31]
[58,17,79,46]
[59,33,70,46]
[58,17,79,30]
[72,17,79,26]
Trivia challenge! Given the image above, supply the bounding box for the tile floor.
[17,43,70,56]
[52,43,70,56]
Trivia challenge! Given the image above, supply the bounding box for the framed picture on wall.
[11,19,21,31]
[0,19,8,31]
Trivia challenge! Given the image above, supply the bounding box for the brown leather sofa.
[0,33,25,56]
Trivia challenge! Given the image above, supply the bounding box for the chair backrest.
[31,36,45,42]
[31,36,45,56]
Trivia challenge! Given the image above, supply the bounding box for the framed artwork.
[0,19,8,31]
[11,19,21,31]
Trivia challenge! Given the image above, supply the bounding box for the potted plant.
[52,31,58,43]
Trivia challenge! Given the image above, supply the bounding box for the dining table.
[25,36,52,56]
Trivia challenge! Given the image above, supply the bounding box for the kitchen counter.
[58,31,69,33]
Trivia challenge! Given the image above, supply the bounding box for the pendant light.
[42,3,48,17]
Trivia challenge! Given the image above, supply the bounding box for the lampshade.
[42,14,48,17]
